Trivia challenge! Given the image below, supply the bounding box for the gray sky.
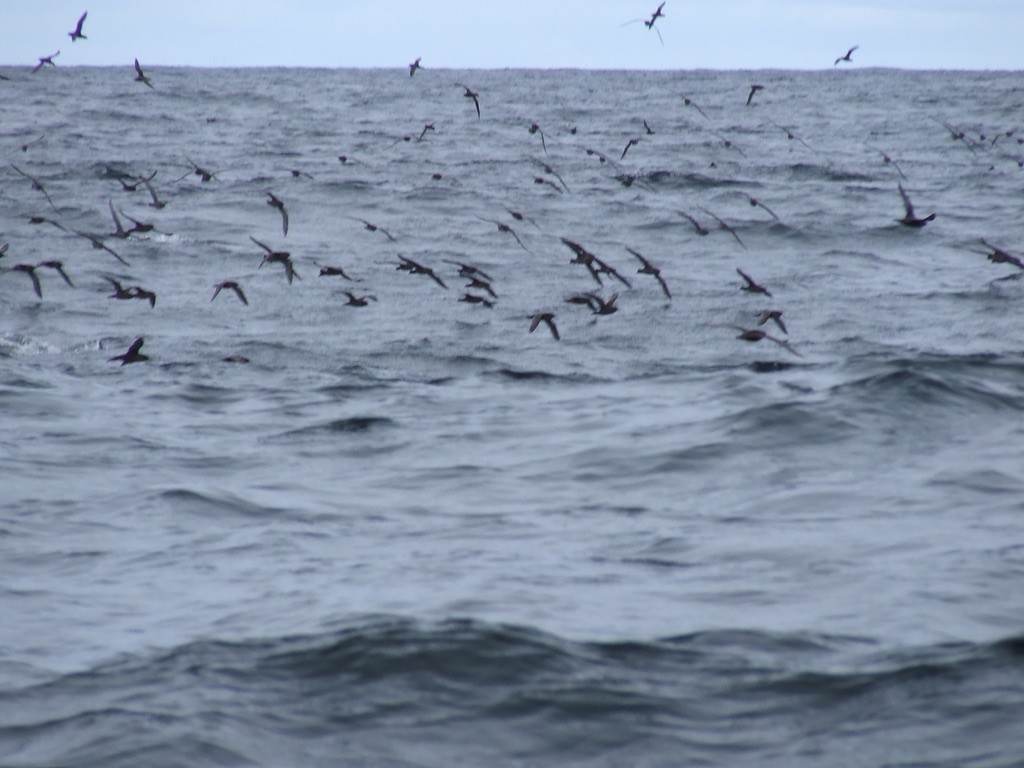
[2,1,1021,70]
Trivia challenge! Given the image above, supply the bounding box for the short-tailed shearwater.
[250,236,299,284]
[134,58,153,88]
[625,247,671,299]
[266,192,288,235]
[396,255,447,289]
[834,45,858,66]
[756,309,787,334]
[529,312,560,340]
[75,230,129,265]
[109,337,148,365]
[746,84,764,106]
[409,57,422,77]
[68,12,87,42]
[897,184,935,227]
[529,123,548,155]
[11,264,43,299]
[737,268,772,297]
[11,164,59,213]
[731,326,801,356]
[342,292,377,307]
[32,51,59,73]
[456,84,480,118]
[347,216,397,242]
[211,281,248,305]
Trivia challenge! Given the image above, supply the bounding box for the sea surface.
[2,66,1024,767]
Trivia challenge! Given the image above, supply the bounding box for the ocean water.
[2,66,1024,766]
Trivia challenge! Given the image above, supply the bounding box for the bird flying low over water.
[68,12,87,42]
[700,207,747,250]
[32,51,59,72]
[409,57,422,77]
[737,268,772,297]
[746,84,764,106]
[346,216,397,242]
[397,255,448,289]
[757,310,787,334]
[134,58,153,88]
[109,337,148,365]
[625,247,671,299]
[11,164,60,213]
[250,236,299,284]
[897,184,936,227]
[211,281,248,305]
[731,326,802,357]
[266,192,289,236]
[975,239,1024,271]
[834,45,859,66]
[529,312,560,341]
[456,84,481,118]
[529,123,547,156]
[11,264,43,299]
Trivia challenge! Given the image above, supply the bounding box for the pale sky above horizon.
[1,1,1021,71]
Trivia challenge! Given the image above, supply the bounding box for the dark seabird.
[768,119,814,151]
[20,134,45,152]
[39,260,73,287]
[28,215,68,232]
[108,199,130,238]
[109,337,148,365]
[250,236,299,284]
[756,309,787,334]
[134,58,153,88]
[867,146,907,179]
[342,292,377,307]
[68,12,87,42]
[683,96,709,120]
[289,169,314,179]
[119,170,157,192]
[737,268,772,297]
[566,291,618,315]
[538,161,570,192]
[643,119,655,135]
[529,312,560,340]
[834,45,858,66]
[267,192,289,235]
[211,280,248,305]
[476,216,534,255]
[417,123,435,141]
[456,84,481,118]
[534,176,564,194]
[731,326,801,356]
[185,156,216,182]
[744,193,781,222]
[347,216,397,242]
[75,230,129,265]
[104,277,136,301]
[459,293,494,309]
[621,137,641,160]
[625,247,671,299]
[746,84,764,106]
[133,287,156,308]
[119,208,156,235]
[32,51,59,73]
[977,239,1024,271]
[11,264,42,299]
[142,178,166,209]
[443,260,493,283]
[529,123,548,155]
[507,209,541,229]
[897,184,935,227]
[315,262,356,280]
[397,255,447,289]
[678,210,710,236]
[11,164,60,213]
[583,146,624,173]
[700,207,747,250]
[409,57,422,77]
[465,276,497,298]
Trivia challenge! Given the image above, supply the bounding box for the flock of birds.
[3,6,1023,367]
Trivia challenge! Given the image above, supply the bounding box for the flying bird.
[867,146,908,180]
[11,164,60,213]
[625,247,671,299]
[731,326,802,356]
[746,84,764,106]
[315,262,357,280]
[737,268,772,297]
[682,96,709,120]
[700,207,747,250]
[134,58,153,88]
[38,260,73,287]
[529,312,560,340]
[68,12,87,42]
[109,337,149,365]
[476,216,534,255]
[529,123,548,155]
[11,264,43,299]
[250,236,299,284]
[266,192,289,235]
[678,210,710,236]
[456,84,481,118]
[896,184,935,227]
[396,255,447,289]
[621,137,641,160]
[75,230,129,265]
[142,178,166,208]
[211,281,249,305]
[744,193,781,222]
[459,293,494,309]
[342,292,377,307]
[32,51,59,73]
[756,310,787,334]
[346,216,397,242]
[409,57,422,77]
[834,45,859,66]
[975,239,1024,271]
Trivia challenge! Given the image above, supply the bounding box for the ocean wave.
[2,619,1021,767]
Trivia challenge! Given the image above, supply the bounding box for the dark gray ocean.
[2,66,1024,767]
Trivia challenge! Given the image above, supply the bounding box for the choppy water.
[2,67,1024,767]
